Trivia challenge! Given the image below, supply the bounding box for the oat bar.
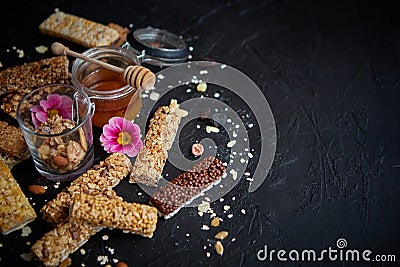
[0,120,30,169]
[130,99,188,186]
[39,10,120,48]
[31,219,101,267]
[41,153,132,225]
[70,193,158,238]
[0,157,37,235]
[149,157,226,219]
[0,55,69,118]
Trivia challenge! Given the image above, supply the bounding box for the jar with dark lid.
[71,46,141,128]
[123,26,189,68]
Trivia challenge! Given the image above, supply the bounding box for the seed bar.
[130,99,188,187]
[0,157,37,235]
[0,120,30,169]
[39,10,120,48]
[0,55,70,118]
[70,193,158,238]
[31,219,101,267]
[149,156,226,220]
[41,153,132,225]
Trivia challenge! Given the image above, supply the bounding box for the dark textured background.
[0,0,399,266]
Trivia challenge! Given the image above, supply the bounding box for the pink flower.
[100,117,143,157]
[30,94,73,129]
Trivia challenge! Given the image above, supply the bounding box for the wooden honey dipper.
[51,42,155,90]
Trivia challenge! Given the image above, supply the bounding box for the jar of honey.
[71,46,141,128]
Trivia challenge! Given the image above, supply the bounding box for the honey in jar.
[71,46,141,128]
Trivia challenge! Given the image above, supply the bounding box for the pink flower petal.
[30,105,44,113]
[35,111,48,123]
[57,95,73,120]
[40,94,62,112]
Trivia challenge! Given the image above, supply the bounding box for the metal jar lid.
[124,26,189,67]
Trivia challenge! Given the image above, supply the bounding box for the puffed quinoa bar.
[0,120,30,169]
[39,10,120,48]
[0,157,37,235]
[130,99,188,187]
[31,219,101,267]
[150,156,226,220]
[0,55,70,118]
[70,193,158,238]
[41,153,132,225]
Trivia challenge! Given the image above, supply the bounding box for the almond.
[53,154,69,167]
[28,185,46,195]
[116,262,128,267]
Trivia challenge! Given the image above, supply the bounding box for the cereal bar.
[149,156,226,219]
[31,219,101,266]
[39,10,120,48]
[0,55,69,118]
[0,120,30,169]
[41,153,132,224]
[130,99,188,187]
[70,193,158,238]
[0,157,37,235]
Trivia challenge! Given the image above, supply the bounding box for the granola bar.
[70,193,158,238]
[149,156,226,219]
[31,219,101,267]
[0,157,37,235]
[130,99,188,186]
[0,120,30,169]
[41,153,132,225]
[0,55,70,118]
[39,10,120,48]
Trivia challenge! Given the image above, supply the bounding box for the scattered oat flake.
[198,201,210,212]
[223,205,230,211]
[0,61,2,68]
[199,70,208,75]
[149,92,160,101]
[214,92,220,98]
[35,45,48,54]
[206,252,211,257]
[227,214,234,219]
[241,209,246,214]
[197,82,207,92]
[248,123,254,128]
[220,64,227,69]
[157,74,165,79]
[230,169,238,180]
[20,252,33,261]
[17,49,24,58]
[227,140,236,148]
[206,125,219,133]
[21,226,32,237]
[189,46,194,51]
[186,233,190,237]
[186,88,192,93]
[80,249,86,255]
[240,158,246,164]
[102,235,109,240]
[248,152,253,158]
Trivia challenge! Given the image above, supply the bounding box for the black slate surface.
[0,0,399,266]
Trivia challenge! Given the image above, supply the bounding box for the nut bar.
[39,10,120,48]
[0,157,37,235]
[0,55,69,118]
[70,193,158,238]
[130,99,188,187]
[0,120,30,169]
[149,156,226,220]
[31,219,101,267]
[41,153,132,225]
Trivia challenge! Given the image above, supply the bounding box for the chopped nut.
[206,125,219,133]
[116,261,129,267]
[197,82,207,92]
[53,155,69,167]
[28,185,46,195]
[198,202,210,213]
[215,231,228,240]
[191,143,204,156]
[215,241,224,255]
[211,217,220,227]
[59,257,72,267]
[35,45,48,54]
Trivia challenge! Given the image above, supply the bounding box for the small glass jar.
[71,46,141,128]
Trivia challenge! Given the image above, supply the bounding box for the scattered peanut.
[215,231,228,240]
[215,241,224,255]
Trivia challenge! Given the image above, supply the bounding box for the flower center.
[47,109,59,118]
[117,132,131,145]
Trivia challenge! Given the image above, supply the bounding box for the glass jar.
[71,46,141,128]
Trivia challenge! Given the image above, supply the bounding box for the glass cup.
[16,84,94,182]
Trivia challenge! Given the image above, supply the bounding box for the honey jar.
[71,46,141,128]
